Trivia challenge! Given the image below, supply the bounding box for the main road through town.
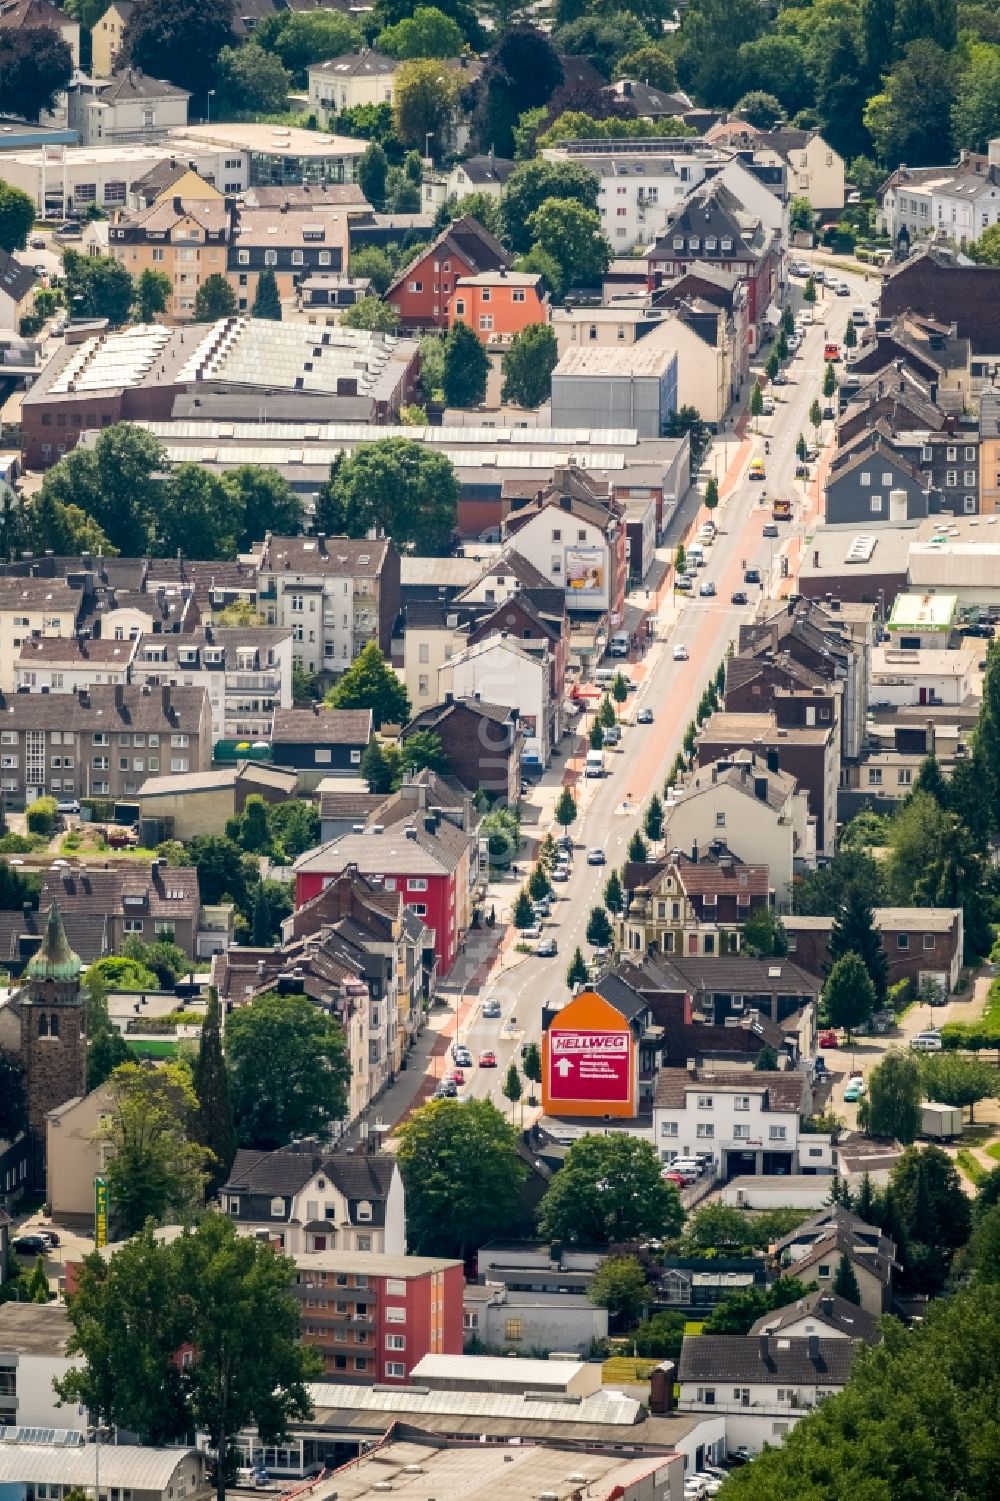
[452,262,867,1108]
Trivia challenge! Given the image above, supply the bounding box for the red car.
[819,1029,839,1048]
[661,1172,687,1188]
[449,1068,465,1085]
[478,1050,497,1068]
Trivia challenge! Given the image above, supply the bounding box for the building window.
[385,1362,406,1377]
[734,1095,750,1110]
[385,1334,405,1350]
[264,249,277,266]
[696,1123,714,1138]
[868,768,883,785]
[870,495,883,513]
[769,1125,787,1141]
[504,1318,523,1340]
[897,933,909,949]
[697,1095,713,1108]
[660,1121,678,1137]
[898,768,912,786]
[715,811,726,827]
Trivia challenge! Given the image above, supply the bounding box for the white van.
[687,542,705,566]
[851,305,867,326]
[910,1032,943,1053]
[594,667,616,687]
[609,631,630,657]
[585,748,605,777]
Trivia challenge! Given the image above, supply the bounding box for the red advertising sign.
[547,1028,632,1103]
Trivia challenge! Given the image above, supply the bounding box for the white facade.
[132,633,294,743]
[16,646,133,694]
[869,645,977,708]
[545,147,716,251]
[439,635,550,766]
[663,770,816,910]
[223,1162,406,1258]
[261,574,379,676]
[0,142,247,216]
[67,79,190,149]
[654,1076,832,1177]
[503,505,616,615]
[679,1362,847,1454]
[0,593,81,694]
[308,55,398,119]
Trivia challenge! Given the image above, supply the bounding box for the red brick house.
[386,214,512,330]
[783,906,964,995]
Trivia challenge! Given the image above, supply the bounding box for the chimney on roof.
[754,775,769,801]
[808,1333,821,1363]
[691,840,698,862]
[161,684,171,717]
[819,1295,834,1315]
[758,1333,771,1363]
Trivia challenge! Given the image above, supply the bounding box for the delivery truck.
[921,1102,963,1140]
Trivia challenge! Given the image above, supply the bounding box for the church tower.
[18,902,85,1187]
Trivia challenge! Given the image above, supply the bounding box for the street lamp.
[206,88,216,124]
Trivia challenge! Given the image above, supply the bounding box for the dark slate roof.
[387,214,512,299]
[677,1332,860,1385]
[650,953,822,996]
[0,908,109,967]
[750,1290,881,1344]
[99,67,189,101]
[404,697,516,733]
[454,154,516,185]
[0,248,35,306]
[271,708,372,746]
[222,1146,396,1201]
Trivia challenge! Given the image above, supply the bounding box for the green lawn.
[986,1142,1000,1163]
[125,1038,178,1059]
[602,1356,660,1383]
[956,1148,986,1185]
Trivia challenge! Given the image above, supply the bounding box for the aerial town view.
[0,0,1000,1495]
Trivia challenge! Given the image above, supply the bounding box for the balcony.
[229,674,282,693]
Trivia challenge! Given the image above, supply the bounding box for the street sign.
[542,989,636,1118]
[94,1175,109,1250]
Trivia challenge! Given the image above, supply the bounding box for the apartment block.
[255,534,401,676]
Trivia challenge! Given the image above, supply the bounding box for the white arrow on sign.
[554,1057,574,1077]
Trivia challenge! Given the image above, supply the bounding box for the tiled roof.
[318,790,384,820]
[0,683,207,734]
[0,247,34,307]
[453,154,516,185]
[750,1290,881,1344]
[99,67,189,101]
[676,752,797,813]
[651,953,822,997]
[41,863,200,922]
[257,535,391,578]
[294,813,471,877]
[0,578,82,612]
[654,1067,808,1112]
[222,1146,395,1201]
[677,1332,859,1385]
[404,697,517,733]
[0,0,73,30]
[17,635,136,666]
[0,908,109,966]
[272,708,372,746]
[309,47,398,78]
[387,215,512,298]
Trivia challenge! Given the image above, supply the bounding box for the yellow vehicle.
[772,497,793,520]
[749,458,766,481]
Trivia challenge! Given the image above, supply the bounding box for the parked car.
[672,643,689,661]
[449,1067,465,1085]
[823,404,835,419]
[434,1079,458,1099]
[910,1031,943,1052]
[603,724,621,746]
[763,522,779,537]
[452,1044,472,1066]
[744,566,761,584]
[795,462,810,478]
[749,458,766,481]
[12,1235,48,1256]
[813,1056,828,1078]
[482,999,502,1019]
[587,847,606,865]
[36,1229,60,1248]
[521,923,542,941]
[637,707,654,723]
[537,937,558,957]
[843,1079,865,1102]
[730,589,748,605]
[661,1171,687,1188]
[675,574,693,592]
[56,799,80,815]
[772,370,788,385]
[819,1029,839,1048]
[551,865,570,881]
[29,235,46,250]
[479,1050,498,1068]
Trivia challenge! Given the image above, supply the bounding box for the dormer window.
[357,1200,373,1221]
[672,236,685,251]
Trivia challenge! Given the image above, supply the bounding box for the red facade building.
[386,214,513,330]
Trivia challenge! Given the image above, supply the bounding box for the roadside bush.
[25,796,58,838]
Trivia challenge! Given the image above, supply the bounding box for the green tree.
[0,28,73,121]
[666,405,710,465]
[644,793,664,842]
[599,694,617,729]
[863,39,956,166]
[794,848,885,916]
[829,884,888,1003]
[134,267,172,324]
[796,433,808,462]
[765,347,781,383]
[589,719,604,751]
[703,1277,812,1335]
[554,786,577,829]
[614,43,677,88]
[191,988,236,1194]
[538,1134,684,1245]
[970,221,1000,265]
[57,1218,316,1501]
[704,476,720,510]
[98,1061,211,1237]
[122,0,235,97]
[442,319,490,407]
[684,1202,753,1251]
[586,904,613,947]
[393,57,458,147]
[396,1097,526,1256]
[339,296,401,332]
[251,266,282,321]
[803,276,817,305]
[216,42,291,114]
[823,951,876,1040]
[26,1255,50,1303]
[500,322,558,408]
[862,1049,922,1143]
[522,1041,542,1090]
[194,274,237,321]
[226,991,350,1148]
[831,1251,861,1303]
[471,23,564,159]
[321,437,458,551]
[400,727,447,775]
[627,829,648,862]
[513,888,535,929]
[251,882,271,945]
[750,381,764,422]
[0,180,35,253]
[502,1059,522,1117]
[890,1143,971,1289]
[356,143,388,209]
[84,979,129,1092]
[526,196,609,293]
[604,868,624,914]
[257,10,361,83]
[844,319,857,349]
[920,1052,999,1123]
[677,0,764,105]
[735,88,784,126]
[326,641,410,728]
[809,396,823,436]
[755,1044,780,1070]
[377,4,463,55]
[25,795,58,838]
[566,945,589,988]
[63,248,133,325]
[887,791,992,958]
[741,907,788,957]
[823,361,837,399]
[975,640,1000,826]
[360,737,398,794]
[160,463,236,560]
[527,863,552,901]
[222,465,301,552]
[588,1254,649,1327]
[612,672,629,708]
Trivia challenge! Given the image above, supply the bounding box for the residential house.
[16,634,136,692]
[436,635,543,765]
[91,0,132,76]
[876,145,1000,249]
[0,578,83,693]
[502,466,628,627]
[271,707,372,787]
[39,859,202,962]
[600,78,695,122]
[132,625,294,744]
[651,264,751,400]
[138,761,298,842]
[653,1067,830,1179]
[292,784,479,975]
[0,250,35,335]
[646,179,779,351]
[228,205,350,312]
[879,242,1000,363]
[45,1085,114,1229]
[464,1283,607,1356]
[128,157,223,210]
[67,69,189,150]
[0,683,211,809]
[109,195,231,320]
[550,343,678,439]
[737,596,875,763]
[769,1204,899,1315]
[784,906,964,996]
[308,49,399,118]
[758,126,846,212]
[255,534,401,676]
[402,694,522,804]
[695,709,839,856]
[292,1249,463,1384]
[446,153,515,201]
[825,429,935,526]
[869,644,978,708]
[218,1143,405,1257]
[447,269,548,344]
[619,846,771,960]
[677,1332,860,1454]
[663,752,816,909]
[0,0,79,66]
[0,1304,81,1430]
[749,1289,881,1344]
[724,652,841,753]
[848,313,972,414]
[385,215,513,330]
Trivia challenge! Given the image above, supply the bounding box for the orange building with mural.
[542,988,637,1119]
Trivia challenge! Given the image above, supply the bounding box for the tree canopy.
[325,641,410,728]
[318,438,458,552]
[396,1097,526,1256]
[225,990,350,1148]
[537,1135,684,1244]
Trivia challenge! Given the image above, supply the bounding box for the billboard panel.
[565,545,605,600]
[542,989,636,1118]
